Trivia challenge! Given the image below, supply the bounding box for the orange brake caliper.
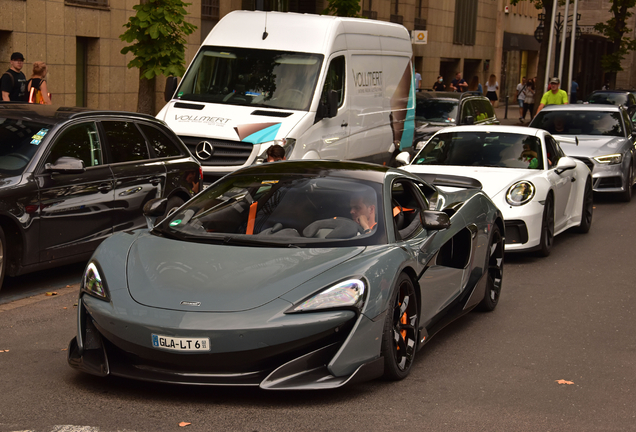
[397,301,407,351]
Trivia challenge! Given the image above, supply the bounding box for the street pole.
[567,0,579,101]
[558,0,570,82]
[545,0,558,92]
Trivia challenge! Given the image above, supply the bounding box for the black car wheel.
[0,226,6,292]
[382,273,418,381]
[537,196,554,257]
[619,163,633,202]
[575,177,593,233]
[478,225,504,312]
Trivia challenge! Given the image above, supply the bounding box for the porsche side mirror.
[44,156,85,174]
[421,210,451,230]
[555,156,577,175]
[462,115,475,125]
[395,152,411,166]
[143,198,168,230]
[164,76,179,102]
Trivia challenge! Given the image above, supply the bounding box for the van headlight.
[594,153,622,164]
[506,181,535,206]
[81,262,110,301]
[254,138,296,164]
[289,279,366,312]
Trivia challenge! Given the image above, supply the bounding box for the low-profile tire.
[619,163,633,202]
[0,226,6,293]
[537,195,554,257]
[575,177,593,234]
[160,196,185,222]
[382,273,419,381]
[478,224,504,312]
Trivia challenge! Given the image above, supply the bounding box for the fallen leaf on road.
[0,350,9,353]
[555,379,574,385]
[61,348,67,351]
[63,307,67,309]
[45,292,58,296]
[179,422,191,427]
[66,285,71,287]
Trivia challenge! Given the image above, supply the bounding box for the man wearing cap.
[536,77,568,114]
[1,52,28,102]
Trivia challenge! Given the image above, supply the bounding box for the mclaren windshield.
[176,47,323,111]
[0,118,52,175]
[157,172,386,247]
[413,131,545,169]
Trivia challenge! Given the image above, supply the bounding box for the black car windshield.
[532,110,623,137]
[0,118,52,175]
[588,92,628,106]
[415,99,458,124]
[413,131,544,169]
[176,47,323,111]
[157,173,385,247]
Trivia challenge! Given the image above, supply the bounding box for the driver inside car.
[350,191,377,234]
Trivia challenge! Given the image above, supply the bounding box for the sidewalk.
[494,100,531,126]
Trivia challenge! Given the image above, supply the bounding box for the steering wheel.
[7,153,31,163]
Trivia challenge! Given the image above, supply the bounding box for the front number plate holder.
[151,334,210,352]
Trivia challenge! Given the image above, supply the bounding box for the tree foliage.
[120,0,197,80]
[322,0,361,17]
[593,0,636,74]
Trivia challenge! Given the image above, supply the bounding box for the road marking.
[0,285,78,314]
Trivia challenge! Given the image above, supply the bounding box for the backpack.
[2,71,14,88]
[27,79,50,104]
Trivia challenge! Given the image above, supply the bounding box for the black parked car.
[412,91,499,151]
[0,104,201,291]
[587,90,636,115]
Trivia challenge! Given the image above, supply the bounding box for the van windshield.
[176,47,324,111]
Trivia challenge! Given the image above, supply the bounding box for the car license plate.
[151,334,210,352]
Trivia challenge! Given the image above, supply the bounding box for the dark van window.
[138,124,183,158]
[46,122,102,168]
[102,121,149,163]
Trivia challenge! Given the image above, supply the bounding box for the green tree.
[323,0,361,17]
[593,0,636,88]
[120,0,197,115]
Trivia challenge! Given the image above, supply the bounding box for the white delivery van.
[157,10,416,179]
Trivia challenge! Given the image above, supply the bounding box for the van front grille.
[179,136,254,166]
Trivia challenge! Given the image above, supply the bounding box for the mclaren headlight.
[594,153,622,164]
[81,262,110,301]
[506,181,535,206]
[254,138,296,164]
[291,279,366,313]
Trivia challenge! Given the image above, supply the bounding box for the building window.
[76,37,88,107]
[202,0,219,19]
[453,0,477,45]
[390,0,402,24]
[362,0,377,19]
[242,0,289,11]
[65,0,109,7]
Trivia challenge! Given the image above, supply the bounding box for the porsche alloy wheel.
[478,225,504,312]
[576,178,593,234]
[537,196,554,257]
[382,273,418,381]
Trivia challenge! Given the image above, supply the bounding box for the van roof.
[203,11,412,54]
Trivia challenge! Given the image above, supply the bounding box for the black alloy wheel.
[575,177,593,233]
[619,163,633,202]
[537,196,554,257]
[0,226,5,292]
[382,273,419,381]
[478,225,504,312]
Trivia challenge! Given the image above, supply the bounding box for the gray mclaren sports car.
[68,160,504,390]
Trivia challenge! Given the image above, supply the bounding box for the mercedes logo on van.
[195,141,215,160]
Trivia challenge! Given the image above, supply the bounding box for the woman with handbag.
[27,61,52,104]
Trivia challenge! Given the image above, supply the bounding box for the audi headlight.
[594,153,622,164]
[254,138,296,164]
[290,279,366,313]
[82,262,110,301]
[506,181,535,206]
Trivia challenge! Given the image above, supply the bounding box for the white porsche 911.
[398,125,593,256]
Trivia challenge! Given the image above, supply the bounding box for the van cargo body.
[157,11,416,179]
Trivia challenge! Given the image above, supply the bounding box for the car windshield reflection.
[532,111,624,137]
[415,99,458,124]
[157,173,385,247]
[0,118,53,175]
[413,131,544,169]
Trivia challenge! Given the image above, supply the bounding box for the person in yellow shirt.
[536,77,568,113]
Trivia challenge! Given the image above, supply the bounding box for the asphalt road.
[0,195,635,432]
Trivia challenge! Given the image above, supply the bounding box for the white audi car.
[398,125,593,256]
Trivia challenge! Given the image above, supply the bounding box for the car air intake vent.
[572,156,594,171]
[179,136,253,166]
[251,110,293,118]
[174,102,205,110]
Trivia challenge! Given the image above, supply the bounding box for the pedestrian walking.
[1,52,28,101]
[571,79,579,103]
[27,61,52,105]
[468,76,482,94]
[485,74,499,106]
[523,79,536,121]
[517,77,527,122]
[414,69,422,91]
[432,75,446,91]
[536,77,568,114]
[450,72,467,92]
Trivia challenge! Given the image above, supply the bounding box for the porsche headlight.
[292,279,366,312]
[506,181,535,206]
[594,153,622,164]
[254,138,296,164]
[82,262,110,301]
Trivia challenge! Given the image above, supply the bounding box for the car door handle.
[97,183,112,193]
[341,122,348,128]
[150,177,162,186]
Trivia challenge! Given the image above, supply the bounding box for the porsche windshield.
[176,47,323,111]
[0,118,52,175]
[532,110,624,137]
[413,131,545,169]
[157,173,385,247]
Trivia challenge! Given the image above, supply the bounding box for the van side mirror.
[44,156,85,174]
[164,77,179,102]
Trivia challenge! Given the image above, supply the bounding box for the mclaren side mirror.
[395,152,411,166]
[420,210,451,231]
[44,156,85,174]
[143,198,168,230]
[555,156,577,174]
